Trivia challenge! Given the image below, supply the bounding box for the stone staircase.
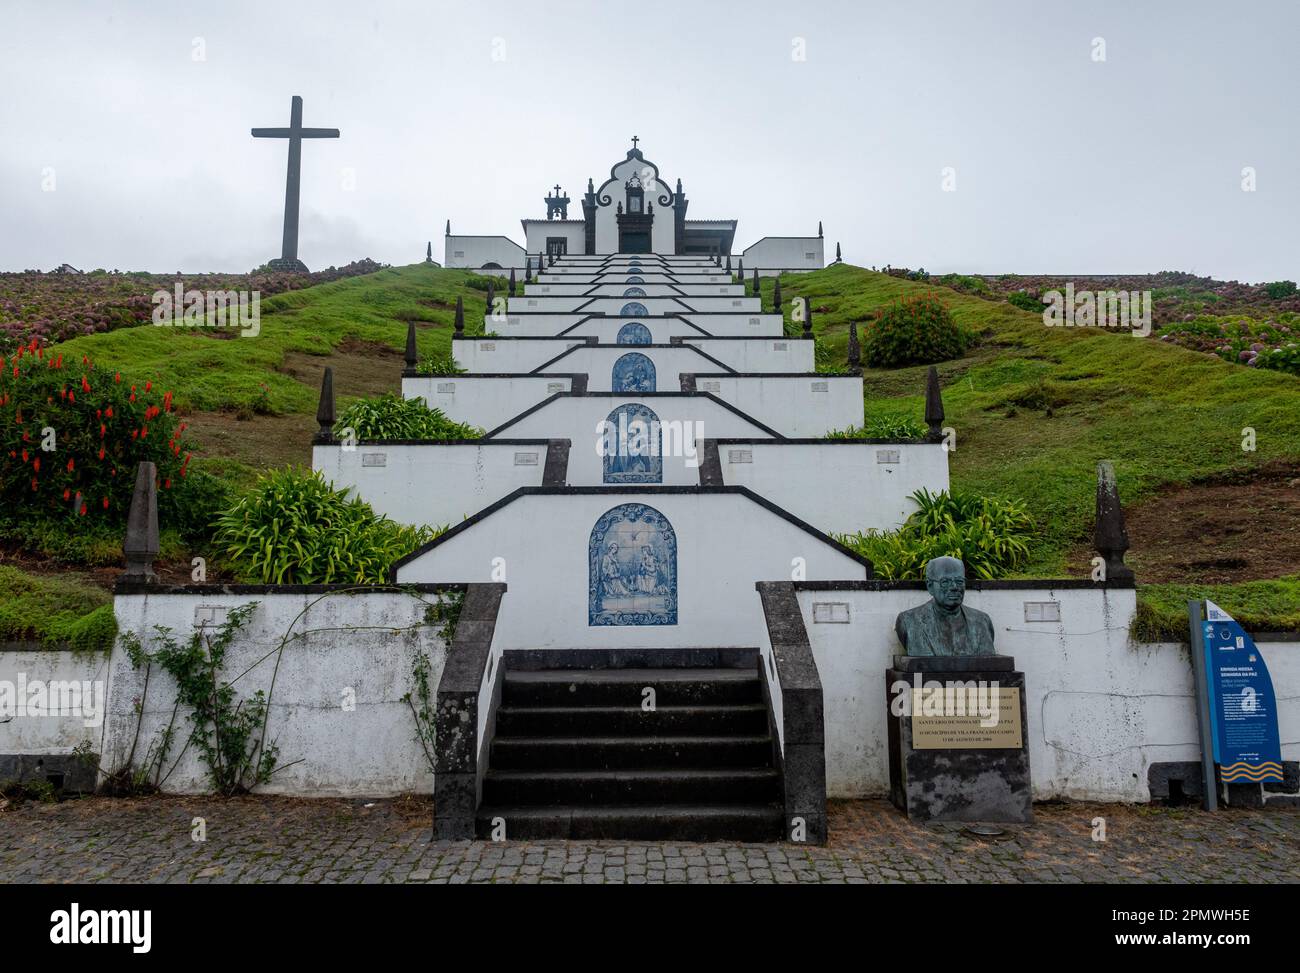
[475,656,785,841]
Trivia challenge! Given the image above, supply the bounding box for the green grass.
[0,564,116,651]
[778,264,1300,577]
[51,264,493,417]
[1133,576,1300,641]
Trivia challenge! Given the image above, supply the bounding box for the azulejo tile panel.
[589,503,678,626]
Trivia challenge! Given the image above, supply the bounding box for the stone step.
[489,734,774,770]
[483,767,782,806]
[502,667,763,706]
[474,803,785,841]
[494,703,769,737]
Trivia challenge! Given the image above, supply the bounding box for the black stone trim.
[402,371,588,382]
[557,315,712,337]
[451,335,599,344]
[502,647,758,670]
[314,438,550,447]
[542,439,571,486]
[0,754,97,794]
[528,342,736,376]
[114,581,467,596]
[480,390,787,441]
[389,486,874,578]
[788,578,1138,591]
[682,371,864,380]
[1251,632,1300,643]
[756,581,827,845]
[433,583,508,840]
[712,436,935,446]
[698,439,725,486]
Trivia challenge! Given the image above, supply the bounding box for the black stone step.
[489,735,773,770]
[495,703,769,736]
[483,767,782,805]
[502,668,762,706]
[474,803,785,841]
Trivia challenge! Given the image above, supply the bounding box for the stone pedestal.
[266,257,310,273]
[885,655,1032,824]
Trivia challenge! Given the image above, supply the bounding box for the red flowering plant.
[0,339,194,529]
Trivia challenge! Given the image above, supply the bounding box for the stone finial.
[803,297,813,339]
[509,268,516,296]
[524,259,532,283]
[1094,461,1135,583]
[818,220,824,238]
[847,322,861,372]
[773,277,782,315]
[404,319,418,370]
[486,279,495,310]
[445,219,450,235]
[725,255,732,274]
[122,461,159,584]
[453,296,464,335]
[587,177,595,195]
[752,267,760,298]
[737,258,744,283]
[714,252,721,267]
[835,242,842,263]
[675,177,683,195]
[924,366,944,441]
[315,366,336,442]
[548,250,555,267]
[426,241,433,263]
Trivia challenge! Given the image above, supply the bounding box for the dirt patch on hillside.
[276,337,405,401]
[1116,462,1300,583]
[182,410,317,471]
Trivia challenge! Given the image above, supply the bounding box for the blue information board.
[1202,600,1283,783]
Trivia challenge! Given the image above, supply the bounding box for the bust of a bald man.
[894,556,996,657]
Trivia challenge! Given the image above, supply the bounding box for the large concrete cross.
[251,95,340,270]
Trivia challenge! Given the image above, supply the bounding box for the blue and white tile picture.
[601,403,662,484]
[589,503,677,626]
[622,286,647,297]
[612,351,656,392]
[616,322,652,345]
[620,301,649,316]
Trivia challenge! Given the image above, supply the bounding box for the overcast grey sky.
[1,0,1295,279]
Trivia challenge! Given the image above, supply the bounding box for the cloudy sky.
[1,0,1295,279]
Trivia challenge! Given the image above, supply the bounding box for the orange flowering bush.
[0,339,195,527]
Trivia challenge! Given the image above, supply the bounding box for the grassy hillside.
[14,261,1300,638]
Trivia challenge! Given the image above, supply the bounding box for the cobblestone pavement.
[2,796,1297,883]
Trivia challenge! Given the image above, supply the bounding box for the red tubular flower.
[81,376,90,393]
[145,380,152,392]
[31,478,37,491]
[163,478,171,489]
[105,406,113,418]
[115,372,121,383]
[97,447,105,460]
[21,449,28,462]
[62,488,70,501]
[102,497,108,510]
[32,457,39,472]
[79,504,87,516]
[66,458,73,472]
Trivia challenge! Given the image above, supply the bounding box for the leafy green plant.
[863,294,974,367]
[825,413,927,439]
[0,564,117,652]
[120,604,276,795]
[1263,280,1297,299]
[213,467,443,584]
[835,488,1034,580]
[417,351,465,377]
[1254,343,1300,376]
[0,776,57,805]
[401,591,465,774]
[336,392,480,440]
[1007,290,1042,312]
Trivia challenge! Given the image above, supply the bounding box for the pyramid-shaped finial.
[1094,461,1135,583]
[752,268,760,298]
[803,297,813,338]
[772,277,782,315]
[404,319,418,370]
[426,241,433,263]
[737,258,744,283]
[509,268,516,296]
[453,296,464,335]
[818,220,824,238]
[835,242,842,263]
[315,366,336,442]
[445,219,450,236]
[122,461,159,584]
[524,259,532,283]
[725,255,732,274]
[924,366,944,441]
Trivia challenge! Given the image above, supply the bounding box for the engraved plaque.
[811,381,829,392]
[812,602,850,624]
[876,449,900,464]
[436,382,455,394]
[1023,601,1062,623]
[546,382,566,394]
[480,342,495,351]
[361,453,387,467]
[727,449,753,464]
[514,452,539,466]
[702,380,721,393]
[911,687,1023,749]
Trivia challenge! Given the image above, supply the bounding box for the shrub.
[336,392,480,440]
[1254,343,1300,376]
[825,414,927,439]
[835,488,1034,580]
[1263,280,1297,299]
[417,351,465,377]
[0,564,117,652]
[0,342,197,531]
[863,295,974,368]
[213,467,443,584]
[1007,290,1042,312]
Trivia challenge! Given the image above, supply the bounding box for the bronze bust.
[894,556,996,657]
